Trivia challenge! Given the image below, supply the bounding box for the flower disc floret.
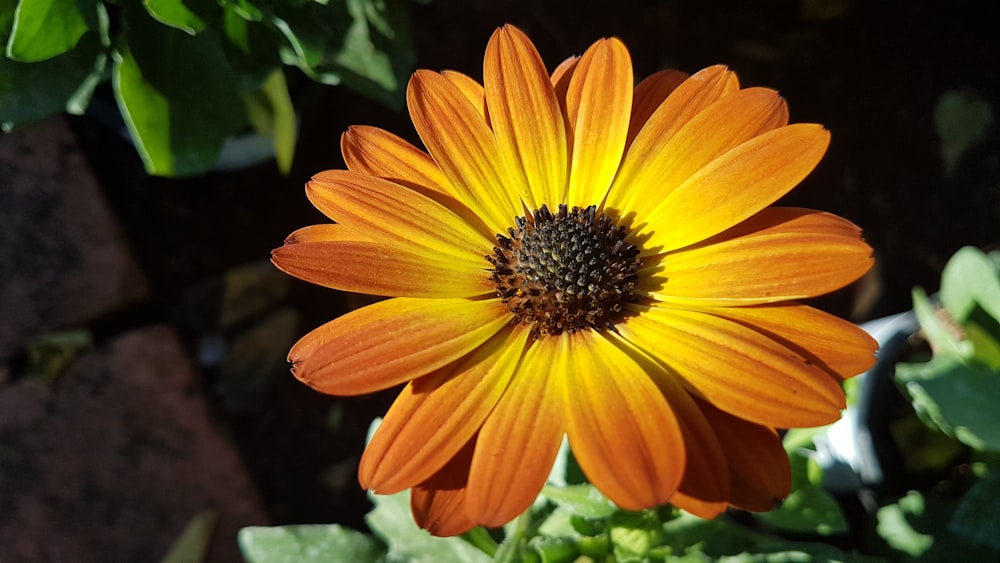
[488,203,641,337]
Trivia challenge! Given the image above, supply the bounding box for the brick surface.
[0,325,268,562]
[0,118,149,359]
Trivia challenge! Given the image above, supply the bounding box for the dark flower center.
[487,204,642,338]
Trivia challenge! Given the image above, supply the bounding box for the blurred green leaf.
[272,0,412,107]
[144,0,207,35]
[1,0,17,44]
[161,510,216,563]
[608,510,663,560]
[542,484,618,519]
[365,489,491,563]
[934,89,994,176]
[756,485,847,535]
[897,355,1000,451]
[114,4,246,176]
[25,329,93,382]
[877,489,998,561]
[6,0,92,61]
[0,31,105,130]
[238,524,384,563]
[949,470,1000,549]
[940,247,1000,325]
[911,287,973,359]
[877,491,935,557]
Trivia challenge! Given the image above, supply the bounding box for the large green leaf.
[6,0,93,61]
[0,31,105,129]
[237,525,384,563]
[877,490,998,561]
[143,0,208,35]
[113,4,246,176]
[940,247,1000,325]
[896,355,1000,451]
[949,470,1000,550]
[272,0,413,107]
[365,489,492,563]
[755,485,847,535]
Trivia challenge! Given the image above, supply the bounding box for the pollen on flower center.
[487,204,642,337]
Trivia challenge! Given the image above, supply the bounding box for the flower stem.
[460,526,498,557]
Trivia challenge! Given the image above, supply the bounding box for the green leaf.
[113,4,246,176]
[364,489,491,563]
[6,0,92,61]
[877,489,999,561]
[949,470,1000,549]
[911,287,973,359]
[1,0,20,44]
[755,485,848,535]
[271,0,414,108]
[144,0,207,35]
[161,510,217,563]
[0,31,106,129]
[940,247,1000,325]
[896,355,1000,451]
[876,491,935,557]
[542,484,618,519]
[237,524,384,563]
[608,511,663,559]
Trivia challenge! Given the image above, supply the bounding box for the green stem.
[460,526,499,558]
[493,513,529,563]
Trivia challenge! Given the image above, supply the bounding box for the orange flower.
[272,25,877,536]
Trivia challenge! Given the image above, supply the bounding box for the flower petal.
[484,25,568,210]
[283,222,373,244]
[360,325,529,493]
[410,438,478,537]
[563,331,685,511]
[408,69,521,232]
[442,70,487,121]
[272,239,493,298]
[290,297,511,395]
[709,302,878,380]
[341,125,495,239]
[609,333,730,518]
[698,401,791,511]
[563,37,632,207]
[638,123,831,253]
[307,169,492,268]
[619,304,847,428]
[605,64,738,214]
[466,333,566,526]
[626,68,688,149]
[642,208,874,304]
[550,55,579,94]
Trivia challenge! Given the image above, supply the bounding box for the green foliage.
[896,247,1000,451]
[0,0,415,176]
[238,524,385,562]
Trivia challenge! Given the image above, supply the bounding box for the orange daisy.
[272,25,877,536]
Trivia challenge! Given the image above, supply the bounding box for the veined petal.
[563,331,685,511]
[272,239,492,298]
[361,325,529,493]
[484,25,568,210]
[698,401,791,511]
[290,297,510,395]
[626,68,688,148]
[608,333,730,518]
[638,124,831,253]
[442,70,487,121]
[642,207,873,304]
[564,37,633,207]
[341,125,448,194]
[709,302,878,379]
[341,126,495,239]
[550,55,579,94]
[410,438,478,537]
[605,65,738,214]
[466,333,566,526]
[408,70,521,233]
[613,87,789,245]
[307,170,492,268]
[283,223,374,244]
[619,305,847,428]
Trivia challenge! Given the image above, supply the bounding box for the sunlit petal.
[563,331,685,510]
[290,297,510,395]
[361,326,529,493]
[619,305,847,427]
